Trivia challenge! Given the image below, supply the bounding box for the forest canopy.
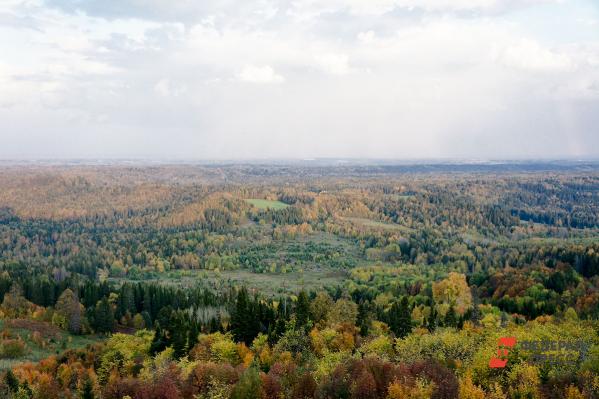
[0,163,597,399]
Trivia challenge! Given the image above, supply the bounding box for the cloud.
[154,78,186,97]
[237,65,285,83]
[315,53,353,75]
[500,39,573,71]
[0,0,598,159]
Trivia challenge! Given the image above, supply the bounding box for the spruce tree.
[295,290,310,331]
[80,378,94,399]
[397,296,412,338]
[444,305,457,327]
[427,304,437,332]
[389,297,412,338]
[4,369,19,392]
[231,287,250,344]
[93,297,114,334]
[169,312,191,359]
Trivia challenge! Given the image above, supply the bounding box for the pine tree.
[427,304,437,332]
[142,286,152,313]
[171,313,188,359]
[118,284,135,318]
[444,305,457,327]
[356,301,372,336]
[93,296,114,333]
[389,297,412,338]
[231,287,250,343]
[80,377,94,399]
[397,296,412,337]
[4,369,19,392]
[295,290,310,331]
[231,287,260,345]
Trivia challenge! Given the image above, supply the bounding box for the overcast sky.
[1,0,598,160]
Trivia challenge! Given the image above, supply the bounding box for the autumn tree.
[54,288,83,334]
[432,273,472,315]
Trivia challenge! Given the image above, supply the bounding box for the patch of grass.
[136,268,347,297]
[245,198,289,210]
[0,319,103,369]
[342,217,414,233]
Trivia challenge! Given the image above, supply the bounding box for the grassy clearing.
[114,267,347,297]
[109,231,361,295]
[342,217,414,233]
[0,319,103,369]
[245,198,289,210]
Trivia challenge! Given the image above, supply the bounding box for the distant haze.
[1,0,599,159]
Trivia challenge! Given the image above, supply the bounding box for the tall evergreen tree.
[444,305,457,327]
[388,296,412,338]
[295,290,310,331]
[231,287,260,345]
[4,369,19,393]
[93,297,114,333]
[170,312,189,359]
[80,377,94,399]
[427,303,438,332]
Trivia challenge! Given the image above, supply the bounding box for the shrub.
[0,338,26,359]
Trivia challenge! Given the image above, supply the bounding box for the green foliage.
[0,166,598,398]
[395,328,485,366]
[97,330,153,382]
[388,297,412,338]
[231,367,262,399]
[92,297,114,334]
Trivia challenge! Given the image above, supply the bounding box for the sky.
[1,0,599,160]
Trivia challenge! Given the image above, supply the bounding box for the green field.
[136,268,347,296]
[0,319,103,369]
[245,198,290,209]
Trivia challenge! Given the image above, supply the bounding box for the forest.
[0,162,597,399]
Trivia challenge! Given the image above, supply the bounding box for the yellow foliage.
[432,272,472,315]
[209,333,240,364]
[508,363,541,399]
[277,350,293,365]
[237,343,254,367]
[564,385,585,399]
[310,328,327,356]
[313,351,352,382]
[459,373,485,399]
[487,383,507,399]
[387,377,435,399]
[370,320,391,337]
[258,346,273,368]
[360,335,394,359]
[331,331,355,352]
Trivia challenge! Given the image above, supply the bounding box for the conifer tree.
[295,290,310,331]
[93,296,114,333]
[80,377,94,399]
[389,296,412,338]
[444,305,457,327]
[427,303,438,332]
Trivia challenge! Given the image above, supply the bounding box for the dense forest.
[0,163,598,399]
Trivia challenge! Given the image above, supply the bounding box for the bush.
[0,338,26,359]
[231,367,262,399]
